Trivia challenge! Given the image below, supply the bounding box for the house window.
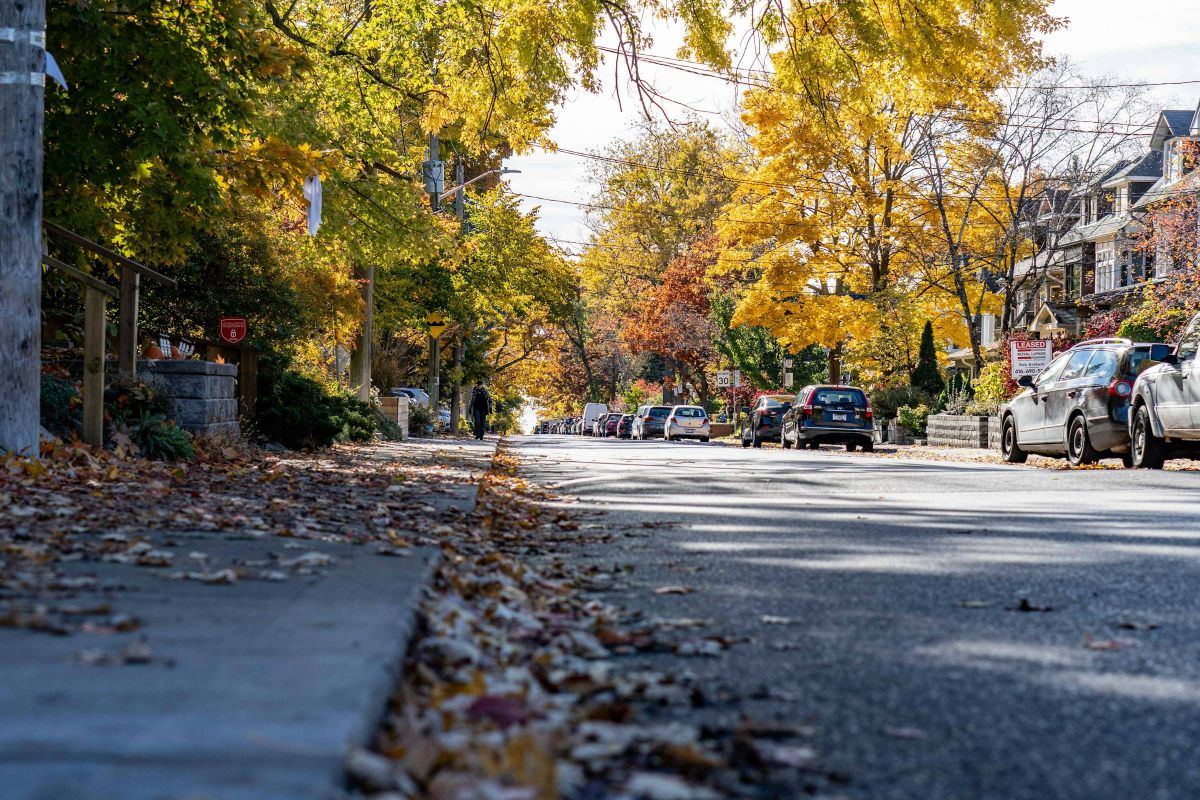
[1116,186,1129,214]
[1096,241,1117,292]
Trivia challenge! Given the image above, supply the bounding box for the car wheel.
[700,437,709,443]
[781,434,792,449]
[1132,405,1166,469]
[807,440,820,450]
[752,428,762,448]
[1121,452,1134,468]
[846,442,857,452]
[1001,415,1028,464]
[741,432,751,448]
[862,440,874,453]
[1066,415,1098,467]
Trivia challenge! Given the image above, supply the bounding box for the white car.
[664,406,711,442]
[390,387,430,406]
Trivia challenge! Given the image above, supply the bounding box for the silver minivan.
[1001,338,1152,467]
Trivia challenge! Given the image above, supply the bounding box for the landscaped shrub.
[910,321,945,396]
[871,385,929,418]
[897,403,930,435]
[105,377,173,426]
[255,367,377,449]
[129,413,195,461]
[408,403,432,434]
[936,372,974,415]
[41,374,81,437]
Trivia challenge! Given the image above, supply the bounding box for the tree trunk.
[0,0,46,455]
[449,335,464,434]
[828,345,841,386]
[349,262,374,402]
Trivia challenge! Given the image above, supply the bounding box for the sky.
[505,0,1200,246]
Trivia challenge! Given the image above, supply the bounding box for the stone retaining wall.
[141,360,239,440]
[927,414,991,449]
[379,396,411,440]
[987,416,1001,450]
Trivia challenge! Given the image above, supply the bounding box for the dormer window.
[1166,139,1183,182]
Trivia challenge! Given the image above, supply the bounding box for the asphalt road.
[513,435,1200,800]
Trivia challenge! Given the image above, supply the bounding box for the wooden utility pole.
[426,130,441,415]
[0,0,47,455]
[349,262,375,402]
[448,156,466,434]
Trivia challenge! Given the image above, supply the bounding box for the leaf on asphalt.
[959,600,992,608]
[759,614,797,625]
[1007,597,1053,613]
[882,725,927,740]
[1084,636,1137,651]
[75,637,157,666]
[1115,620,1160,631]
[654,585,694,595]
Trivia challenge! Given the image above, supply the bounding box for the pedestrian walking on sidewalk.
[470,382,493,440]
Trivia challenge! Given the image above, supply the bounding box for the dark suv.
[741,394,793,448]
[1001,338,1153,467]
[781,385,875,451]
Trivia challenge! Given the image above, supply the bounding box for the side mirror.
[1017,375,1035,388]
[1150,343,1179,364]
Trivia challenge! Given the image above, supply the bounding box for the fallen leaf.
[654,585,694,595]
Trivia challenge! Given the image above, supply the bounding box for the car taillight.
[1109,380,1132,398]
[865,409,873,419]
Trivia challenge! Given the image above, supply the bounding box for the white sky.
[506,0,1200,245]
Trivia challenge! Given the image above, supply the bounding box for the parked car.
[781,385,874,451]
[617,414,635,439]
[1001,338,1153,467]
[664,406,711,442]
[633,405,672,439]
[603,413,621,437]
[582,403,608,436]
[389,387,430,405]
[1128,318,1200,468]
[740,394,794,448]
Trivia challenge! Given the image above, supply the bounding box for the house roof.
[1101,150,1163,187]
[1070,161,1131,196]
[1149,109,1197,150]
[1132,171,1200,209]
[1058,213,1134,245]
[1030,301,1079,331]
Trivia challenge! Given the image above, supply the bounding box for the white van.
[581,403,608,436]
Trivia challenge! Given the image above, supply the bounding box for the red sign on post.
[219,317,248,345]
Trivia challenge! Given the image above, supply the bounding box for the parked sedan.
[633,405,672,439]
[781,385,874,451]
[740,394,793,448]
[617,414,635,439]
[603,413,621,437]
[664,406,711,442]
[1001,338,1152,467]
[1128,315,1200,468]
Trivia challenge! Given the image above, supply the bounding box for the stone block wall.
[141,360,239,440]
[379,396,410,440]
[988,416,1001,450]
[927,414,990,448]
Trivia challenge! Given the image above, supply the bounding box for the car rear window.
[1083,349,1119,381]
[1127,348,1153,377]
[675,407,706,418]
[760,396,791,407]
[648,407,671,417]
[813,388,866,408]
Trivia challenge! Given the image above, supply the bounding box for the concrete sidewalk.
[0,438,497,800]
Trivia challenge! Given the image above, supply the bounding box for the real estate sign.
[1010,339,1053,379]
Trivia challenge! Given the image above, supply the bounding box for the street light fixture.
[437,168,521,203]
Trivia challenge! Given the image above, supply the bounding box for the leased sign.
[1010,339,1053,379]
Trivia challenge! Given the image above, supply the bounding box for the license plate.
[830,412,847,422]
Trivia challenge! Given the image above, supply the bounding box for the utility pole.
[0,0,46,455]
[425,131,442,416]
[349,262,374,402]
[449,156,466,435]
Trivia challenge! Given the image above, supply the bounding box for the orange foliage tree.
[623,242,718,404]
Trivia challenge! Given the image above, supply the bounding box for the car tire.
[863,440,874,453]
[781,433,792,449]
[741,433,751,448]
[1001,415,1028,464]
[846,442,857,452]
[1066,415,1098,467]
[701,437,710,443]
[1132,405,1166,469]
[1121,452,1134,468]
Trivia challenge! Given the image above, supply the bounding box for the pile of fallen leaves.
[0,438,475,636]
[361,447,846,800]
